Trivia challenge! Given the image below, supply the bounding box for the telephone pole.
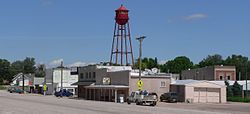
[136,36,146,80]
[246,65,248,98]
[22,66,25,93]
[60,61,64,92]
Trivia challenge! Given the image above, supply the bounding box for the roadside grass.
[0,85,7,90]
[227,97,250,103]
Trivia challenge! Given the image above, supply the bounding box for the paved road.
[158,101,250,114]
[0,90,243,114]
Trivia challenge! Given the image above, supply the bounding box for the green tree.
[10,57,36,76]
[161,56,193,74]
[199,54,224,67]
[35,64,46,77]
[225,80,233,97]
[10,60,24,76]
[232,81,242,96]
[134,57,159,70]
[23,57,36,74]
[224,54,249,80]
[0,59,11,83]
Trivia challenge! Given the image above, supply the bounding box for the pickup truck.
[127,91,157,106]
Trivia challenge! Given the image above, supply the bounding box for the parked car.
[148,92,158,101]
[54,89,73,97]
[127,91,157,106]
[160,92,177,103]
[7,86,14,92]
[8,86,23,94]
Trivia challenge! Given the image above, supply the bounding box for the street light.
[136,36,146,81]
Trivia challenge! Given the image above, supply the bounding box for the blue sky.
[0,0,249,67]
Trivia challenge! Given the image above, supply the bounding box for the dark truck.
[54,89,73,97]
[160,92,177,103]
[127,91,157,106]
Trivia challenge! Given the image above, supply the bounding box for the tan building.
[170,80,227,103]
[73,65,171,103]
[181,65,236,81]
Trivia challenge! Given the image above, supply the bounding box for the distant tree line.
[0,57,45,84]
[1,54,250,84]
[134,54,250,80]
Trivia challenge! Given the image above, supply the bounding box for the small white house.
[11,73,34,87]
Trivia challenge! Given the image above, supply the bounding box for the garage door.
[194,88,220,103]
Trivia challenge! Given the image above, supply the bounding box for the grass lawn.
[227,97,250,103]
[0,85,7,90]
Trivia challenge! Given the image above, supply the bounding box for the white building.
[47,68,78,94]
[11,73,34,87]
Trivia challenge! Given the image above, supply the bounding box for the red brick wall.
[215,71,236,81]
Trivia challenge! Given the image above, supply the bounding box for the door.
[207,88,220,103]
[193,87,220,103]
[194,88,207,103]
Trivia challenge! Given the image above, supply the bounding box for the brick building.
[181,65,236,81]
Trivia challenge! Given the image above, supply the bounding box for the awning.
[71,81,95,86]
[85,85,129,89]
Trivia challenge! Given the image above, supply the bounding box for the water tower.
[110,5,134,66]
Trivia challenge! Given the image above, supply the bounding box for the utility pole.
[136,36,146,81]
[60,61,64,92]
[246,65,248,98]
[22,66,25,93]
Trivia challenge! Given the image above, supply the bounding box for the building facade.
[181,66,236,81]
[45,68,78,95]
[11,73,34,87]
[74,65,171,103]
[170,80,227,103]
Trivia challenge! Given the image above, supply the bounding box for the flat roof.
[131,75,171,79]
[171,80,199,85]
[71,81,95,86]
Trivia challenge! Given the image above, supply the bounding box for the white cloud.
[159,60,167,65]
[49,58,63,66]
[184,13,208,21]
[67,61,96,67]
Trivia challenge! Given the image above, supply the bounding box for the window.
[89,72,91,79]
[220,76,223,80]
[227,76,230,80]
[160,81,166,87]
[85,72,88,79]
[80,73,84,79]
[93,72,96,79]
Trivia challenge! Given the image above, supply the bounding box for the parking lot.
[0,90,250,114]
